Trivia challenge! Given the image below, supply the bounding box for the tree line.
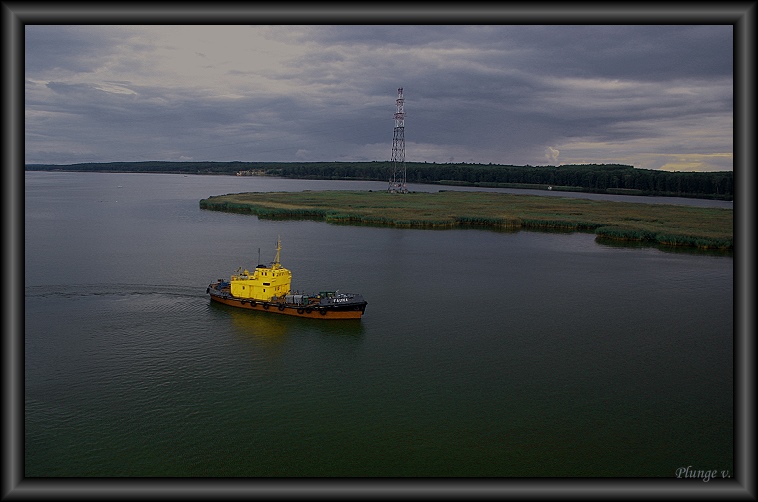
[26,161,733,199]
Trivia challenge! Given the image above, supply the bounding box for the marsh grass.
[199,190,733,250]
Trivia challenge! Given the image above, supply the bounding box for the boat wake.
[25,283,202,300]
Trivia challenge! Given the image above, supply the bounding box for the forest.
[25,161,734,200]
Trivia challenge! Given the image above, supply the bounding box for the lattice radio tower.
[388,87,407,193]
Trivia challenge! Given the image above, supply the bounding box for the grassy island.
[199,190,733,251]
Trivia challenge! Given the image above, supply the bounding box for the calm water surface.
[24,172,733,477]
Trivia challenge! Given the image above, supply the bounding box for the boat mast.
[272,236,282,269]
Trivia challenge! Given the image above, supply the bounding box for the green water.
[24,172,733,477]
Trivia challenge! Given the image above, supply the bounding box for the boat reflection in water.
[213,298,366,346]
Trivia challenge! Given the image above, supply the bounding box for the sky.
[24,24,734,171]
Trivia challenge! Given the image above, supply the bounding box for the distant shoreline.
[25,161,734,202]
[199,190,733,252]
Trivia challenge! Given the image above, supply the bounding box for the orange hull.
[209,294,365,320]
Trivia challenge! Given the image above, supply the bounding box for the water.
[24,172,733,477]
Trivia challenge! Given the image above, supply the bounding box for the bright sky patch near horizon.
[25,25,733,172]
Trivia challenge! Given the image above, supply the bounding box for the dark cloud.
[25,26,123,74]
[291,25,733,81]
[24,25,733,171]
[495,25,733,81]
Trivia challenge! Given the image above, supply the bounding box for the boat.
[206,238,368,319]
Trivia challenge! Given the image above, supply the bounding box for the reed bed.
[199,190,732,251]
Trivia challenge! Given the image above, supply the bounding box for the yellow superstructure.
[229,238,292,301]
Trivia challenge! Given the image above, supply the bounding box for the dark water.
[24,172,733,477]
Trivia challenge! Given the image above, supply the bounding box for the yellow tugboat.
[206,238,368,319]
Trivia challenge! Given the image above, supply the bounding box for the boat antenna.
[258,247,261,266]
[272,236,282,268]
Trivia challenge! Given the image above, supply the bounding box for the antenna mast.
[388,87,407,193]
[272,236,282,269]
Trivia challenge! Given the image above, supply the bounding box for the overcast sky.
[24,24,733,171]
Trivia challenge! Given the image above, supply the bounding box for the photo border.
[4,2,754,499]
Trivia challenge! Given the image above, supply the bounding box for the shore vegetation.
[199,190,733,251]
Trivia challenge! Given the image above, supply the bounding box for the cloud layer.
[25,25,733,171]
